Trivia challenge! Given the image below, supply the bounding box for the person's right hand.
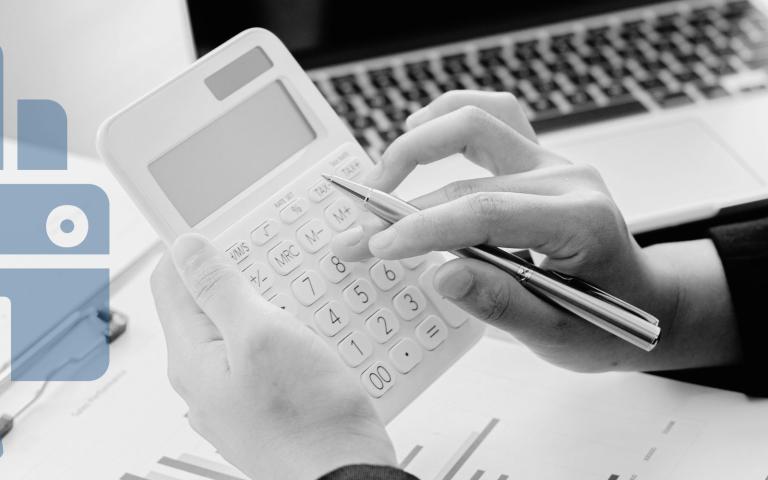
[333,91,740,372]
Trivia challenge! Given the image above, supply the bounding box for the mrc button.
[267,239,304,275]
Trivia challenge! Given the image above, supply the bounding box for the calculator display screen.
[149,81,316,226]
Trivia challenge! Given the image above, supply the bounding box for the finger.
[365,106,563,192]
[331,213,388,261]
[368,191,583,260]
[431,258,597,347]
[409,164,598,210]
[150,254,222,363]
[406,91,538,144]
[171,233,284,346]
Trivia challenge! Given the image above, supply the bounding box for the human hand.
[150,234,395,480]
[332,90,689,372]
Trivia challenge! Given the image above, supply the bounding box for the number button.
[365,308,400,343]
[369,260,404,291]
[344,279,378,313]
[268,293,298,315]
[251,219,280,246]
[308,178,334,202]
[338,331,373,367]
[361,362,395,398]
[267,240,304,275]
[388,338,423,373]
[296,219,331,253]
[419,266,470,328]
[318,254,351,283]
[246,262,274,294]
[401,255,427,269]
[324,197,359,231]
[392,286,427,320]
[415,315,448,350]
[314,301,350,337]
[280,197,310,224]
[291,271,326,306]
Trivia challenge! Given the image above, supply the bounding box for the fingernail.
[434,266,474,300]
[171,234,208,268]
[405,107,430,129]
[339,225,364,246]
[369,228,398,252]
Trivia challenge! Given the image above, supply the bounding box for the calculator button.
[296,219,331,253]
[361,361,395,398]
[369,260,404,291]
[280,197,309,224]
[225,241,251,266]
[401,255,427,269]
[344,278,378,313]
[246,262,275,294]
[314,301,351,337]
[318,253,351,284]
[338,331,373,367]
[267,240,304,275]
[365,308,400,343]
[269,293,298,315]
[251,219,280,246]
[415,315,448,350]
[291,271,327,306]
[392,286,428,321]
[388,338,423,373]
[325,197,359,232]
[308,178,334,203]
[419,266,470,328]
[335,156,364,179]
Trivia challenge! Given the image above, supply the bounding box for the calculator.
[97,28,485,422]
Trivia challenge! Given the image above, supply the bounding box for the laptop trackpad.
[554,120,763,222]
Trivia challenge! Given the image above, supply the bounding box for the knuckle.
[466,192,505,220]
[496,91,520,109]
[457,104,492,126]
[186,259,240,306]
[443,180,478,200]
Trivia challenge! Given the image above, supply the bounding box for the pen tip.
[321,173,335,183]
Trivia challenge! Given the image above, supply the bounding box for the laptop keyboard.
[310,0,768,158]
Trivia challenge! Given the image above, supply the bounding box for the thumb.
[171,233,279,343]
[432,258,564,342]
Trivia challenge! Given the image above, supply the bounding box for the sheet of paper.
[0,255,766,480]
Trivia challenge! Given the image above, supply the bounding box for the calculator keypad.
[216,143,483,417]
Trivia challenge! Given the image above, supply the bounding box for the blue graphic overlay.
[17,99,67,170]
[0,269,110,381]
[0,184,109,254]
[0,45,112,458]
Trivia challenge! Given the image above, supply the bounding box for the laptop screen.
[188,0,664,68]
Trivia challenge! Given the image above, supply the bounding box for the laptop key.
[531,98,647,134]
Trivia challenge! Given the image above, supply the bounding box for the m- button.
[267,240,304,275]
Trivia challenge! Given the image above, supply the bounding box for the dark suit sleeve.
[709,216,768,396]
[319,465,419,480]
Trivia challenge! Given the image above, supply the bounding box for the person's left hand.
[150,234,396,480]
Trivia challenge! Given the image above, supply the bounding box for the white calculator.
[97,28,485,422]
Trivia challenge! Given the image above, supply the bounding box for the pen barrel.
[455,246,661,351]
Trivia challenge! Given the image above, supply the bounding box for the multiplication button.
[388,338,422,373]
[267,240,304,275]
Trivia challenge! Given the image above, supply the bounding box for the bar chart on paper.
[116,337,768,480]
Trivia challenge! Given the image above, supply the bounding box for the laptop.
[188,0,768,233]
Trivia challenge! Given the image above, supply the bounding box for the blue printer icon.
[0,47,111,386]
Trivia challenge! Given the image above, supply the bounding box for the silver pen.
[323,174,661,351]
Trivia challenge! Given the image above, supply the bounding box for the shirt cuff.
[318,465,419,480]
[709,217,768,396]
